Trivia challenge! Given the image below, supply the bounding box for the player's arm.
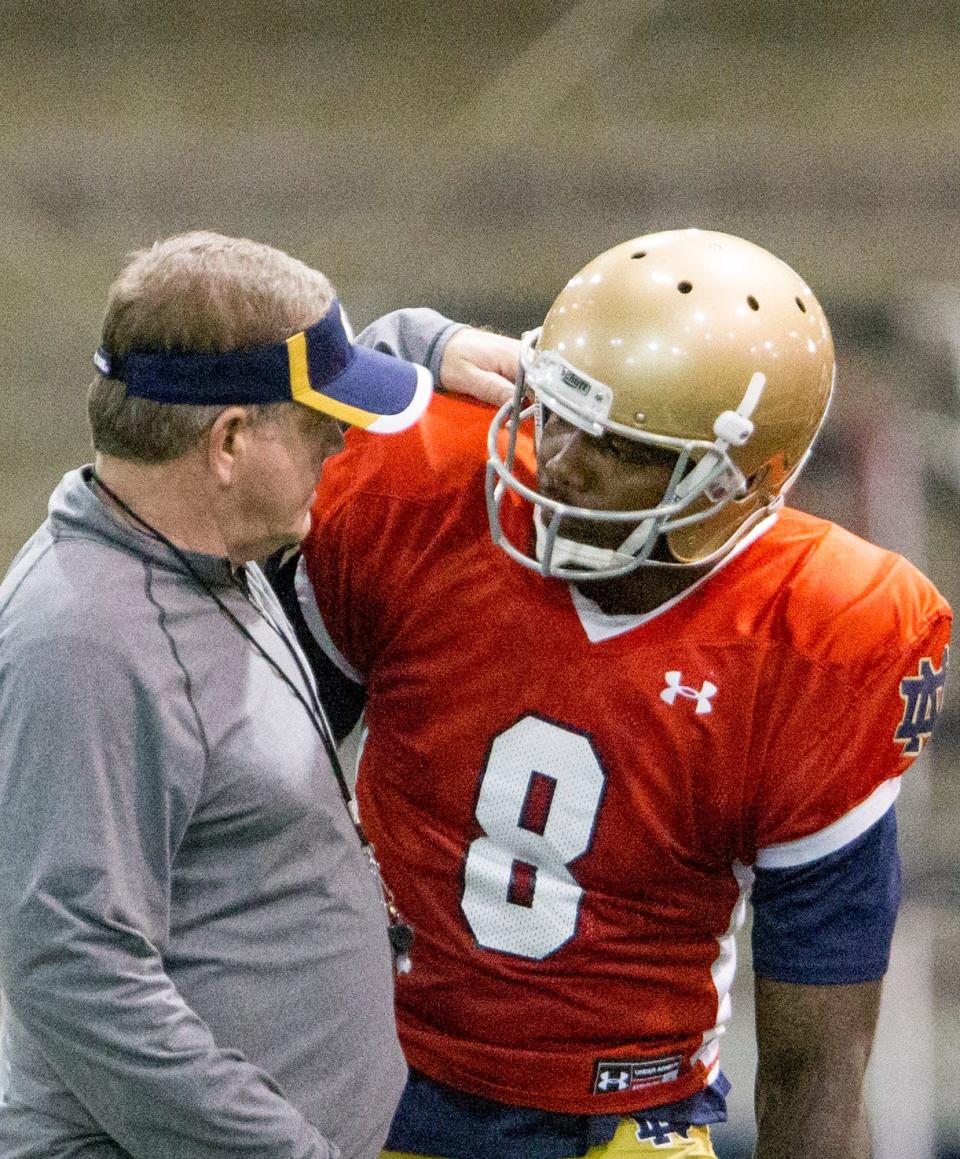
[745,593,950,1157]
[273,309,519,729]
[750,806,899,1158]
[754,978,880,1158]
[358,309,518,406]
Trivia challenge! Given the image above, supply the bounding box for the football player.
[279,230,951,1159]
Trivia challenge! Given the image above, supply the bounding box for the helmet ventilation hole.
[747,295,759,311]
[631,251,647,259]
[678,281,693,293]
[795,297,807,312]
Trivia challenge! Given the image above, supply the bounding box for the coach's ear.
[440,328,519,407]
[206,406,255,486]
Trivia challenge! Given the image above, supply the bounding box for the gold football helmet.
[486,229,835,579]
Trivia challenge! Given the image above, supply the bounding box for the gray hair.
[88,230,336,462]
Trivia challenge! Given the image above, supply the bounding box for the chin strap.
[534,508,639,574]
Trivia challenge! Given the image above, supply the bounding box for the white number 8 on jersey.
[461,715,606,959]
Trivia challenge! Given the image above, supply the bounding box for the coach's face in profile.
[206,401,345,564]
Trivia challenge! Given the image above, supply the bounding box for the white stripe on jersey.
[294,554,364,685]
[755,777,902,869]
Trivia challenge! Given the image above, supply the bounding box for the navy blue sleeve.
[751,806,901,984]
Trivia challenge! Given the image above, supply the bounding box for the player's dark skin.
[536,409,713,616]
[537,407,882,1159]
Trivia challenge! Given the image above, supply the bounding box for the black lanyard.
[88,469,413,972]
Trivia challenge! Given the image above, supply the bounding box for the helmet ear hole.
[744,464,771,496]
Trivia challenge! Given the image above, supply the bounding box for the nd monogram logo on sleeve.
[895,645,949,756]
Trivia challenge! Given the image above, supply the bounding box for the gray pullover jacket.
[0,309,460,1159]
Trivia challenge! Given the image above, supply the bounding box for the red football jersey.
[300,394,951,1115]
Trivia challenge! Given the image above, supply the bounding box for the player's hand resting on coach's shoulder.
[439,327,519,407]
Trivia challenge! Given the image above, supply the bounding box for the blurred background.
[1,1,958,1154]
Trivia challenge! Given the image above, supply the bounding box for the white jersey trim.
[569,514,779,644]
[694,859,753,1076]
[293,554,364,685]
[755,777,902,870]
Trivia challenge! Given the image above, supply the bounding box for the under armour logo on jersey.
[660,671,717,714]
[596,1068,630,1092]
[895,646,949,756]
[593,1056,682,1094]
